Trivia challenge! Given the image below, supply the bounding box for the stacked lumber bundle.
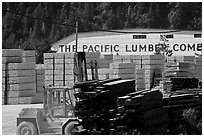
[85,52,100,69]
[164,62,191,77]
[98,54,113,68]
[109,62,136,79]
[167,56,196,77]
[163,93,202,131]
[135,69,145,91]
[30,64,45,104]
[74,79,135,134]
[163,77,199,92]
[109,89,168,135]
[113,55,133,63]
[2,62,36,104]
[2,49,23,63]
[23,50,36,63]
[141,54,165,89]
[44,53,75,87]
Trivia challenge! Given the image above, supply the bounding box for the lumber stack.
[109,62,136,79]
[135,69,145,91]
[141,54,165,89]
[2,62,36,104]
[110,89,168,135]
[163,93,202,131]
[85,52,100,69]
[44,53,75,87]
[74,79,135,134]
[23,50,36,63]
[164,62,191,77]
[2,49,23,63]
[167,56,196,78]
[29,64,45,104]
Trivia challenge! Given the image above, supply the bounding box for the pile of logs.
[74,79,135,134]
[109,89,168,135]
[163,77,199,92]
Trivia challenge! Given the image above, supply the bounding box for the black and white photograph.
[1,1,202,135]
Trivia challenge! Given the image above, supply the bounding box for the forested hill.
[2,2,202,63]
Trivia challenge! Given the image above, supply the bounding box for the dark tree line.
[2,2,202,63]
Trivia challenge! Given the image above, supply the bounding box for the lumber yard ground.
[2,104,43,135]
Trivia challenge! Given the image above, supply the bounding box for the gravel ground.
[2,104,43,135]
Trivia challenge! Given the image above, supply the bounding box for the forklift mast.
[73,52,98,83]
[74,52,88,83]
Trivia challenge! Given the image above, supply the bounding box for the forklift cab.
[43,86,75,118]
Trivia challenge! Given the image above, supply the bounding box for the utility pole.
[75,21,78,52]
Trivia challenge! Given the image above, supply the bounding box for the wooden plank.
[44,80,75,87]
[3,69,36,77]
[142,59,165,65]
[44,63,74,70]
[2,56,22,63]
[9,83,36,91]
[142,54,165,60]
[2,76,36,84]
[2,63,36,70]
[2,49,23,57]
[45,69,74,75]
[43,53,54,59]
[23,50,35,57]
[8,89,36,97]
[23,56,36,63]
[45,74,74,81]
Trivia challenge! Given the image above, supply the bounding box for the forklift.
[16,52,98,135]
[16,52,136,135]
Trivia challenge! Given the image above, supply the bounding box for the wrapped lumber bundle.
[74,79,135,134]
[23,50,36,63]
[163,93,202,133]
[2,62,36,105]
[113,55,135,63]
[2,49,23,63]
[110,89,168,135]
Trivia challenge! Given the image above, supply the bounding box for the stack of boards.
[44,52,112,87]
[109,54,165,90]
[2,49,44,105]
[167,56,202,80]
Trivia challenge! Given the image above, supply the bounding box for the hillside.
[2,2,202,63]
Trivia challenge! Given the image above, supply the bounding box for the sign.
[58,43,202,53]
